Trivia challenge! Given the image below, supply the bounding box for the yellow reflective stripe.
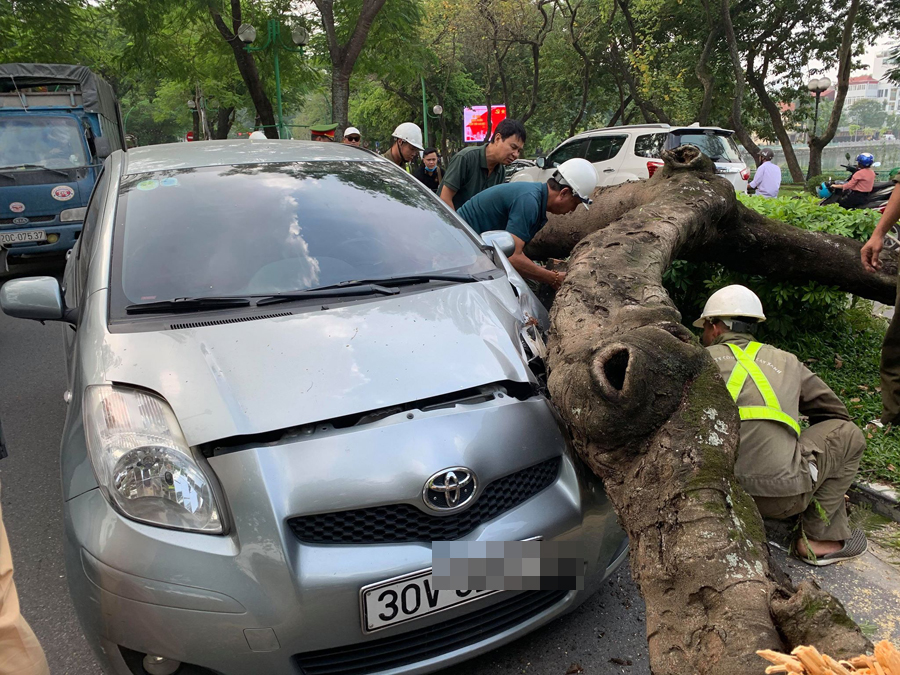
[723,342,801,437]
[739,407,802,435]
[725,348,750,400]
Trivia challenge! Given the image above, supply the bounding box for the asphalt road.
[0,260,650,675]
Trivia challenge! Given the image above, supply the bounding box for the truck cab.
[0,64,124,263]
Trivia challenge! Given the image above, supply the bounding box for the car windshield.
[111,161,495,312]
[0,116,89,170]
[671,132,742,163]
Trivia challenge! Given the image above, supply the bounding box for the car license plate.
[361,568,500,633]
[0,230,47,244]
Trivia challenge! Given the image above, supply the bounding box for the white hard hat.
[344,126,361,137]
[553,158,598,210]
[248,130,267,140]
[692,284,766,328]
[391,122,424,151]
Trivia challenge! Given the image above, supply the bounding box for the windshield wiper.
[0,163,71,178]
[255,284,399,307]
[254,274,480,307]
[125,296,252,314]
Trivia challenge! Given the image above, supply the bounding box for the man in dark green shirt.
[439,119,526,211]
[458,158,598,290]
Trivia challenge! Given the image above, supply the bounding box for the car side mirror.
[94,137,112,160]
[845,152,852,161]
[482,230,516,257]
[0,276,75,323]
[535,156,545,169]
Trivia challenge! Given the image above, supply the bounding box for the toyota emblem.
[423,467,477,512]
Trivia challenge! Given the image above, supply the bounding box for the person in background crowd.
[0,417,51,675]
[248,130,267,140]
[412,148,442,193]
[439,118,526,211]
[860,171,900,426]
[342,127,361,146]
[310,123,338,142]
[383,123,423,171]
[748,149,781,198]
[832,153,876,208]
[457,157,597,290]
[698,285,867,566]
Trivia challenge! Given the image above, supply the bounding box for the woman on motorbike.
[831,153,877,208]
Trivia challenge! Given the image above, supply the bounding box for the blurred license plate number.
[363,571,498,632]
[0,230,46,244]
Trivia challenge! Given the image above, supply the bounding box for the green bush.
[664,194,880,338]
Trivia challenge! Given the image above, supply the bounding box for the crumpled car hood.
[99,279,535,445]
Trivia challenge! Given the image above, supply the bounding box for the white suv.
[511,123,749,191]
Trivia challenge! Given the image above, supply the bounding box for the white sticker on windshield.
[9,202,25,213]
[137,180,159,191]
[51,186,75,201]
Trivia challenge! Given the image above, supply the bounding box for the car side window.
[584,135,627,163]
[76,168,110,297]
[633,133,668,158]
[547,140,587,167]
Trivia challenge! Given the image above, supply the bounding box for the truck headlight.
[84,385,223,534]
[60,207,87,222]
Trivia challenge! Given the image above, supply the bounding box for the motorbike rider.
[831,153,877,208]
[748,149,781,198]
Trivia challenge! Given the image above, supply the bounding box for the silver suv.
[511,123,749,191]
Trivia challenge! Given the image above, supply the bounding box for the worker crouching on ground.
[457,157,598,290]
[698,285,868,566]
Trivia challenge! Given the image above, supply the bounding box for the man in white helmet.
[384,122,423,170]
[457,158,597,290]
[698,285,867,566]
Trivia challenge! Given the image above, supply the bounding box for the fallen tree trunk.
[534,146,883,674]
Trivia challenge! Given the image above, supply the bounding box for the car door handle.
[603,168,615,173]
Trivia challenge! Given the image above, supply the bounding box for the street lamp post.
[419,76,443,148]
[807,76,832,139]
[238,19,308,139]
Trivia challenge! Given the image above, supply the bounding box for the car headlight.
[60,207,87,222]
[84,385,223,533]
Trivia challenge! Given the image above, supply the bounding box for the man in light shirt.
[748,149,781,198]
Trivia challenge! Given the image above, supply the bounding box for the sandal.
[796,528,868,567]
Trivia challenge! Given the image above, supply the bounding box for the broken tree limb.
[526,170,898,302]
[542,146,873,675]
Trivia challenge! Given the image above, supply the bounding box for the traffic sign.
[186,131,195,142]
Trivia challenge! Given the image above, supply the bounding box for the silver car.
[1,141,627,675]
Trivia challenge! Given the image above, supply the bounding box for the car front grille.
[287,457,561,545]
[294,589,568,675]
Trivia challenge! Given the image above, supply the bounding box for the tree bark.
[808,0,860,177]
[209,1,279,138]
[721,0,759,163]
[215,106,235,140]
[746,67,805,182]
[313,0,388,133]
[528,146,878,675]
[694,24,720,126]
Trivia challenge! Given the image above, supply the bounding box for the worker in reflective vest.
[698,285,868,566]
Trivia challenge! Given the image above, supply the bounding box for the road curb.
[848,481,900,523]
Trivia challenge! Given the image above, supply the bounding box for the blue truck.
[0,64,125,267]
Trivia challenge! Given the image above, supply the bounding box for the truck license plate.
[361,569,499,633]
[0,230,47,244]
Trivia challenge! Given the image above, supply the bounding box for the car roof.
[568,124,734,141]
[122,139,383,175]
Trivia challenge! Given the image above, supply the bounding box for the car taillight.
[647,160,664,177]
[740,168,750,181]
